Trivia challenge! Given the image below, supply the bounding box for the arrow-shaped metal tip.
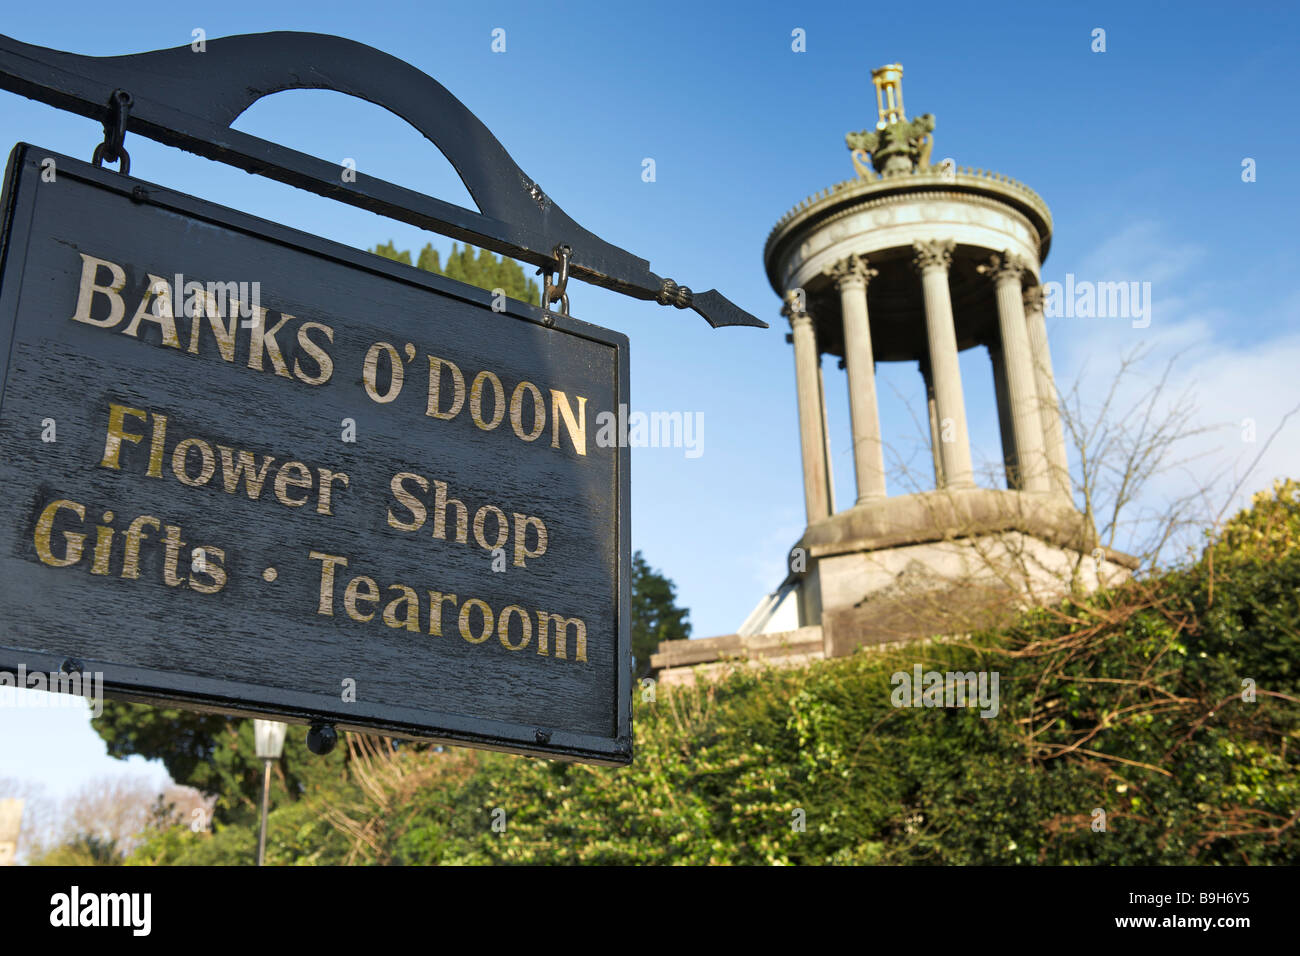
[689,289,769,329]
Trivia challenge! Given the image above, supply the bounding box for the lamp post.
[253,719,287,866]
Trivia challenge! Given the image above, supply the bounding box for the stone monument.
[653,63,1136,686]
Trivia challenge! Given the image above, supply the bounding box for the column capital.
[977,249,1031,286]
[824,253,878,291]
[911,238,955,274]
[1022,283,1045,314]
[781,288,811,323]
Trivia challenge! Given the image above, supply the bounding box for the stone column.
[817,363,836,513]
[979,251,1048,492]
[1023,285,1070,497]
[988,343,1019,489]
[825,254,887,503]
[783,290,832,523]
[912,239,974,488]
[919,357,945,489]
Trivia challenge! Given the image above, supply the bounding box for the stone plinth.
[797,487,1136,656]
[651,491,1137,686]
[652,626,825,688]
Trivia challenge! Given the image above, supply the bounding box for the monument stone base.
[652,488,1137,684]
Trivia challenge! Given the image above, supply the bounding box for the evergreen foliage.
[120,482,1300,865]
[631,551,691,678]
[371,239,540,305]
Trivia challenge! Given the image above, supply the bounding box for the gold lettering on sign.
[509,381,545,442]
[315,469,349,517]
[66,257,607,465]
[427,591,458,637]
[425,356,466,420]
[469,371,505,431]
[274,462,313,507]
[309,551,590,663]
[218,446,275,498]
[310,551,348,615]
[189,546,227,593]
[385,472,550,568]
[459,599,493,644]
[34,499,86,567]
[344,575,379,622]
[387,472,429,532]
[121,275,181,348]
[171,438,216,487]
[382,585,421,632]
[246,305,294,379]
[294,322,335,385]
[68,254,339,386]
[100,403,148,470]
[186,288,237,361]
[34,496,223,591]
[121,515,161,579]
[71,254,127,328]
[512,514,547,568]
[90,516,114,575]
[537,612,588,662]
[432,481,468,544]
[497,605,532,651]
[102,404,349,517]
[550,390,587,456]
[146,413,168,478]
[363,342,403,403]
[472,505,508,552]
[162,525,187,587]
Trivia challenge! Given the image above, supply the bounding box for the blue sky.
[0,1,1297,801]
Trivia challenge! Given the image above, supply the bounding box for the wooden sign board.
[0,145,631,765]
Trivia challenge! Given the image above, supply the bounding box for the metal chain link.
[539,243,572,322]
[91,88,133,174]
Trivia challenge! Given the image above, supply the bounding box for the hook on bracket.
[90,88,132,174]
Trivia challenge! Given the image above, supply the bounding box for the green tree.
[30,833,122,866]
[92,705,349,827]
[369,239,539,305]
[370,240,411,266]
[416,242,441,274]
[631,551,692,678]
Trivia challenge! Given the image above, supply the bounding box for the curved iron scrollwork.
[0,31,764,329]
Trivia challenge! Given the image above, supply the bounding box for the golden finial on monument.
[846,62,935,178]
[871,63,905,129]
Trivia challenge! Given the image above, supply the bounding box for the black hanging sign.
[0,145,630,763]
[0,32,764,765]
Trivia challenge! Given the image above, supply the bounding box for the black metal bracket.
[538,243,572,327]
[90,87,131,174]
[0,31,765,329]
